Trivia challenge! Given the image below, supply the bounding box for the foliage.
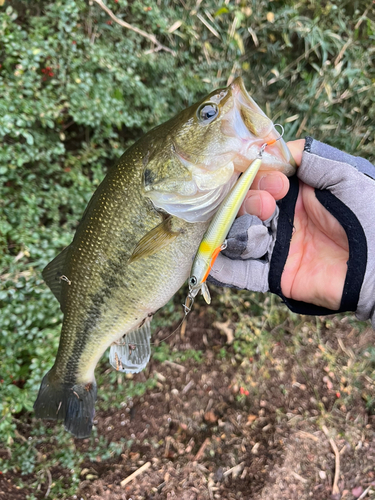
[0,0,374,497]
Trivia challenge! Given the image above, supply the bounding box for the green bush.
[0,0,374,496]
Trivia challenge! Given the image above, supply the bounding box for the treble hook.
[182,293,195,317]
[259,123,285,156]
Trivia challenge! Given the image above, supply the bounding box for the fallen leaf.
[213,320,234,344]
[352,486,364,498]
[247,414,257,424]
[204,411,217,423]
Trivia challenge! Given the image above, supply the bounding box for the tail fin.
[34,370,97,438]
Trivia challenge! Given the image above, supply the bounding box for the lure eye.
[189,276,198,287]
[197,103,219,124]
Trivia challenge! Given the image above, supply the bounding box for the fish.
[33,76,295,438]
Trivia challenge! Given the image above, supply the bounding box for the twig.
[322,425,340,496]
[290,471,308,484]
[14,430,28,442]
[247,27,259,47]
[334,38,352,67]
[194,437,210,461]
[196,13,220,39]
[295,430,319,442]
[164,436,171,457]
[337,337,355,360]
[120,461,151,487]
[223,462,245,478]
[182,379,194,394]
[44,468,52,498]
[164,360,186,372]
[226,62,239,86]
[213,320,234,344]
[358,486,372,500]
[267,43,321,85]
[92,0,175,55]
[180,317,187,339]
[334,9,368,67]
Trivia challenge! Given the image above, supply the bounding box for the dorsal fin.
[109,318,152,374]
[42,246,71,312]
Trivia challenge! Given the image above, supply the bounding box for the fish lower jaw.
[233,154,254,172]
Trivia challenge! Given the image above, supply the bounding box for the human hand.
[209,137,375,323]
[237,139,347,310]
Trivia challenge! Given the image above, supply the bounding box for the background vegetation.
[0,0,374,498]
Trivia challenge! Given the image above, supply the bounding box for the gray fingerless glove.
[209,137,375,326]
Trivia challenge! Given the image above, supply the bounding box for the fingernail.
[244,193,262,216]
[259,174,284,195]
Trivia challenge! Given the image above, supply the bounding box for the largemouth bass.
[34,77,295,438]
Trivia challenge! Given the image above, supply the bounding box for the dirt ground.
[2,308,375,500]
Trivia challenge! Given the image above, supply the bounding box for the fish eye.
[189,276,198,287]
[197,103,219,124]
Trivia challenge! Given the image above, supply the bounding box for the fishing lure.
[185,126,285,310]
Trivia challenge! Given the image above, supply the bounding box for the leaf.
[168,20,183,33]
[233,32,244,55]
[214,7,229,17]
[24,133,34,145]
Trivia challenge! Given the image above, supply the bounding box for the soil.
[2,309,375,500]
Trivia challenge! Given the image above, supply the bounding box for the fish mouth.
[227,77,296,175]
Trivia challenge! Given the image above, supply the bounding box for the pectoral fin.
[109,318,152,374]
[129,216,181,263]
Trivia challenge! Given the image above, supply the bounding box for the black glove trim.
[269,175,367,315]
[268,174,302,306]
[315,189,367,312]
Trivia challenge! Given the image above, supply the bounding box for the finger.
[250,170,290,200]
[286,139,305,166]
[238,190,277,220]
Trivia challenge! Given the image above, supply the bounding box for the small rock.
[214,467,224,482]
[318,470,326,480]
[251,442,260,454]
